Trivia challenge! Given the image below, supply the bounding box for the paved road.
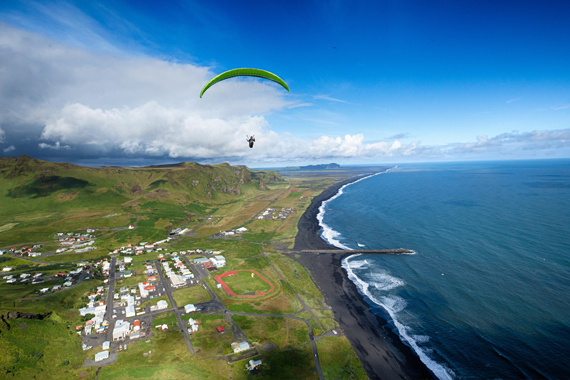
[104,257,117,342]
[181,256,248,342]
[153,259,195,354]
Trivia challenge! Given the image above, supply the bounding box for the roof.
[216,326,225,332]
[95,351,109,360]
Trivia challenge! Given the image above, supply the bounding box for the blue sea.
[318,160,570,380]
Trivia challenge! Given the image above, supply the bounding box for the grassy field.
[265,251,325,309]
[0,315,97,380]
[231,315,309,350]
[172,285,212,307]
[316,336,368,380]
[115,261,146,287]
[140,295,170,310]
[220,270,273,296]
[184,313,234,355]
[254,344,318,380]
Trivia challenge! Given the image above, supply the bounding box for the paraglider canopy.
[200,68,289,98]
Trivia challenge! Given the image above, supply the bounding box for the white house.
[211,255,226,268]
[102,341,110,350]
[231,341,250,353]
[235,227,247,233]
[95,351,109,361]
[157,300,168,310]
[125,305,135,318]
[124,257,132,264]
[184,304,196,313]
[2,267,13,272]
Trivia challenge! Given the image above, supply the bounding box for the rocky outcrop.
[2,311,52,320]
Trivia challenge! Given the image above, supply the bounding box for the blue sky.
[0,0,569,166]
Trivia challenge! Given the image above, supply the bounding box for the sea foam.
[342,254,455,380]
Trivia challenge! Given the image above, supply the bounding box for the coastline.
[293,173,436,380]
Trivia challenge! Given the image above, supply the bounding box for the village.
[0,183,349,379]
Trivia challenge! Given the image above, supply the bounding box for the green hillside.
[0,155,284,247]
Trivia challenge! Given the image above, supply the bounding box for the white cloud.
[313,95,350,104]
[3,145,15,153]
[38,141,70,150]
[551,104,570,110]
[1,23,570,164]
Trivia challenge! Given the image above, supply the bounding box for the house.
[216,326,225,334]
[20,273,31,278]
[235,227,247,233]
[184,304,196,313]
[130,330,140,339]
[128,225,135,229]
[133,320,141,331]
[124,257,132,264]
[2,267,12,272]
[231,341,250,353]
[193,257,209,265]
[7,278,17,283]
[52,285,61,291]
[40,288,50,294]
[102,341,110,350]
[157,300,168,310]
[95,351,109,361]
[124,271,133,278]
[125,305,135,318]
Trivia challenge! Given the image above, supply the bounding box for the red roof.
[216,326,225,333]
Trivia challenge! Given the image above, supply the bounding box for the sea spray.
[342,255,455,380]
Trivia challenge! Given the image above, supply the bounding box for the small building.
[235,227,247,233]
[170,274,185,288]
[193,257,209,265]
[184,304,196,313]
[133,320,141,331]
[95,351,109,361]
[216,326,225,334]
[125,305,135,318]
[2,267,13,272]
[40,288,50,294]
[231,341,250,353]
[113,320,131,341]
[212,255,226,268]
[157,300,168,310]
[102,341,110,350]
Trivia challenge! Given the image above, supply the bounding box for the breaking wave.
[342,254,455,380]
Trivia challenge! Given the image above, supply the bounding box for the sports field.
[215,270,274,298]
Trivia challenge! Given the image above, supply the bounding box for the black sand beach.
[293,175,435,380]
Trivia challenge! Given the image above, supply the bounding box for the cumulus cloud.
[1,22,569,164]
[38,141,70,150]
[3,145,15,153]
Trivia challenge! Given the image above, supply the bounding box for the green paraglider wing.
[200,68,289,98]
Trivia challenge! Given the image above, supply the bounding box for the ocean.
[318,160,570,380]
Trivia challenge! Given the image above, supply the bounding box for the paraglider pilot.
[247,135,255,148]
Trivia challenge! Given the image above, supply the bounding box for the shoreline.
[293,173,436,380]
